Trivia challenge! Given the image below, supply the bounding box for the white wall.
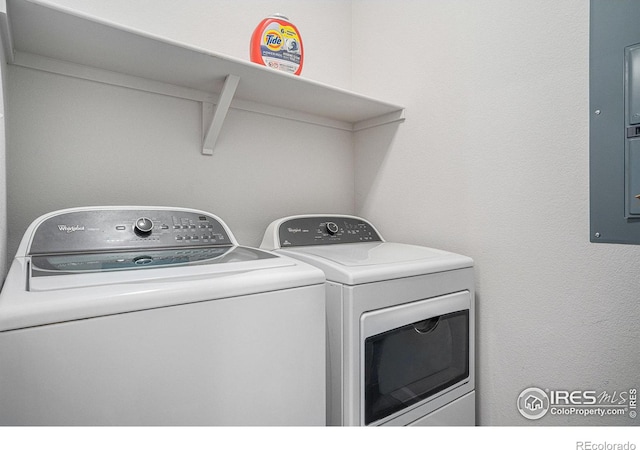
[353,0,640,425]
[5,0,354,258]
[0,3,7,282]
[5,0,640,427]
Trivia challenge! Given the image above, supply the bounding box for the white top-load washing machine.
[261,214,475,426]
[0,206,326,426]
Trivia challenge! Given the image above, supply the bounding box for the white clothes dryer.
[0,206,326,426]
[261,214,475,426]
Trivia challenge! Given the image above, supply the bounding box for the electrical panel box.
[590,0,640,244]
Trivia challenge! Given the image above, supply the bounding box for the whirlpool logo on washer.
[288,227,309,233]
[517,387,637,420]
[57,225,86,233]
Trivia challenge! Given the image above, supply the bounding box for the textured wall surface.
[4,0,639,427]
[5,0,354,258]
[352,0,640,425]
[0,12,6,282]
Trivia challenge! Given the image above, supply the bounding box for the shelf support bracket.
[0,0,15,64]
[202,74,240,155]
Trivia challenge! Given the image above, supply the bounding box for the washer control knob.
[134,217,154,235]
[326,221,339,235]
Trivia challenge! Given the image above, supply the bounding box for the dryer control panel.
[28,208,234,255]
[277,216,382,247]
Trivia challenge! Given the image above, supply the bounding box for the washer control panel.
[278,216,382,247]
[28,208,233,255]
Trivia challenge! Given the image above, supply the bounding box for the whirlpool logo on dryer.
[57,225,85,233]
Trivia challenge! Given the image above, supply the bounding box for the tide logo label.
[263,30,283,51]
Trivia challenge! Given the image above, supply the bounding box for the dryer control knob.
[134,217,154,235]
[326,221,339,235]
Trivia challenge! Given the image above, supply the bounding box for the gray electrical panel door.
[590,0,640,244]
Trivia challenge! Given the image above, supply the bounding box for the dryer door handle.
[412,317,440,334]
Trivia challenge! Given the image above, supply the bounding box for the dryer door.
[360,291,470,425]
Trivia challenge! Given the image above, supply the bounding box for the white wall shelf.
[0,0,405,155]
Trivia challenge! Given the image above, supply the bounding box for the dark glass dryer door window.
[364,309,469,425]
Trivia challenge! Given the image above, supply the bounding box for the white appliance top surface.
[28,246,289,290]
[0,207,325,331]
[0,248,324,332]
[277,242,473,285]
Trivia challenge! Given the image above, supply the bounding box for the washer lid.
[0,247,324,332]
[0,207,327,331]
[30,245,258,276]
[27,246,279,291]
[277,242,473,285]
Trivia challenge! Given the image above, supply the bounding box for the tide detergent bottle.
[250,14,303,75]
